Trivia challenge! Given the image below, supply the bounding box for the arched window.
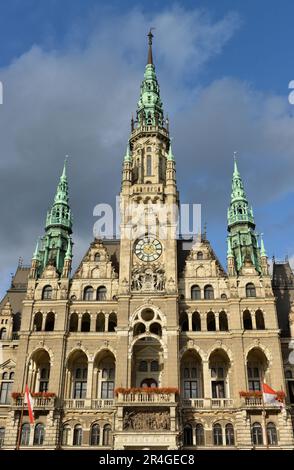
[0,371,14,404]
[83,286,94,301]
[90,424,100,446]
[243,310,252,330]
[225,423,235,446]
[286,370,292,379]
[33,312,43,332]
[69,313,78,332]
[191,285,201,300]
[251,422,263,445]
[213,423,223,445]
[151,360,159,372]
[94,253,101,262]
[183,424,193,446]
[196,423,204,446]
[33,423,45,445]
[62,425,70,446]
[219,311,228,331]
[0,427,5,448]
[103,424,111,446]
[42,285,52,300]
[197,251,203,260]
[45,312,55,331]
[81,313,91,332]
[179,312,189,332]
[73,425,83,446]
[133,322,146,336]
[96,313,105,332]
[0,328,7,340]
[20,423,30,446]
[192,312,201,331]
[246,283,256,298]
[108,312,117,332]
[207,312,216,331]
[73,368,87,399]
[267,422,278,446]
[150,322,162,336]
[97,286,107,301]
[39,367,50,392]
[146,155,152,176]
[204,285,214,300]
[256,310,265,330]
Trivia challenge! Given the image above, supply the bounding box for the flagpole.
[261,385,269,449]
[16,393,25,450]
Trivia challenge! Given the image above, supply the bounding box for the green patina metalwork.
[136,30,164,128]
[33,158,72,276]
[227,155,263,274]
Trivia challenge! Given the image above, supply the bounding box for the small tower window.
[246,283,256,298]
[146,155,152,176]
[42,285,52,300]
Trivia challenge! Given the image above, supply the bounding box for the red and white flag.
[262,383,280,406]
[24,384,34,424]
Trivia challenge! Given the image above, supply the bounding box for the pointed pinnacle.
[260,233,267,257]
[233,151,239,175]
[168,142,175,161]
[61,155,68,180]
[147,28,155,65]
[124,143,132,162]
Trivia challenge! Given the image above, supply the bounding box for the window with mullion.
[101,381,114,399]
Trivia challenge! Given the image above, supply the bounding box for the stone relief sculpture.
[131,264,165,292]
[123,411,170,431]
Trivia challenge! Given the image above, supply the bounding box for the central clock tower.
[119,30,179,294]
[116,32,180,394]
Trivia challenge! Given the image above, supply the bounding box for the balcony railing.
[63,398,115,410]
[13,396,55,409]
[116,391,176,404]
[181,398,234,409]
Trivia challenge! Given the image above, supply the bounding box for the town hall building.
[1,33,294,450]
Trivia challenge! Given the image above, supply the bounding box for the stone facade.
[0,34,294,450]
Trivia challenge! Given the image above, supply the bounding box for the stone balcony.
[13,396,55,410]
[63,398,115,410]
[240,396,283,409]
[181,398,234,409]
[116,391,177,405]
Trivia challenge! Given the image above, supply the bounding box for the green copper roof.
[228,155,254,227]
[33,160,73,277]
[136,31,164,127]
[227,154,262,274]
[167,143,175,161]
[65,238,73,260]
[124,143,132,162]
[260,234,267,257]
[46,158,72,232]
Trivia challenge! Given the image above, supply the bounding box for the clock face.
[134,236,162,262]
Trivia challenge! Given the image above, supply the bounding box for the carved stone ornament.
[123,410,170,431]
[131,264,165,292]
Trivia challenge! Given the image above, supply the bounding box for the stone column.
[188,313,192,332]
[203,361,211,399]
[86,361,94,399]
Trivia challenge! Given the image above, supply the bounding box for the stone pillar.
[252,311,257,329]
[203,361,211,398]
[77,314,82,332]
[215,313,219,331]
[86,361,94,399]
[105,313,109,333]
[188,313,192,332]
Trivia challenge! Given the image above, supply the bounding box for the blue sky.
[0,0,294,295]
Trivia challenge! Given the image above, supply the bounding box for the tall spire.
[227,154,261,274]
[136,30,164,128]
[32,160,73,277]
[147,28,154,65]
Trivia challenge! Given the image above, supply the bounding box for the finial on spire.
[147,28,155,65]
[124,143,132,162]
[168,139,175,161]
[233,151,239,175]
[61,155,68,179]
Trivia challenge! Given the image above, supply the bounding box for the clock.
[134,236,162,262]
